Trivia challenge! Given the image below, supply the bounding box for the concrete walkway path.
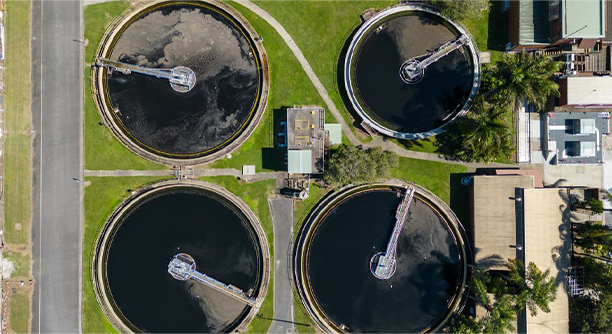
[84,170,173,177]
[235,0,360,145]
[235,1,514,168]
[84,168,287,182]
[267,198,295,334]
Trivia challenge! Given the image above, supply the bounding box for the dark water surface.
[307,190,461,332]
[106,189,262,332]
[107,3,261,157]
[354,12,473,134]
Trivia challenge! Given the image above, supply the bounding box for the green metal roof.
[325,123,342,145]
[518,0,550,45]
[562,0,604,39]
[288,150,312,174]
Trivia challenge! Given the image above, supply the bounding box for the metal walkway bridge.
[168,253,256,306]
[399,34,468,84]
[96,58,196,93]
[370,186,416,280]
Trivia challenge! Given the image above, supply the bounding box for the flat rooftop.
[523,188,570,333]
[546,111,609,164]
[471,175,535,270]
[565,76,612,106]
[287,106,326,174]
[562,0,605,39]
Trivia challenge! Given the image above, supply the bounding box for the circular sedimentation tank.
[93,180,270,333]
[344,5,480,139]
[294,182,469,333]
[92,0,269,164]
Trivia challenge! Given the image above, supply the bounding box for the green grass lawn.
[8,287,30,333]
[84,1,130,63]
[4,251,30,278]
[461,1,507,64]
[293,182,327,240]
[83,176,168,333]
[84,2,165,170]
[293,290,315,333]
[391,157,466,204]
[254,0,508,151]
[198,176,276,333]
[253,0,395,140]
[4,1,33,331]
[4,0,31,134]
[212,2,325,171]
[4,0,32,245]
[4,135,32,244]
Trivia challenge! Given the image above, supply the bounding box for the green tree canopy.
[430,0,489,22]
[482,53,562,111]
[570,294,612,333]
[570,257,612,333]
[323,145,398,186]
[578,198,604,214]
[448,260,557,333]
[436,97,514,163]
[574,221,612,258]
[507,259,557,316]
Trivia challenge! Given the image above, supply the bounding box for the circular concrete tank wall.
[92,0,269,164]
[344,5,480,140]
[92,180,270,333]
[294,182,469,333]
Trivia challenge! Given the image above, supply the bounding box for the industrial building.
[285,106,341,175]
[508,0,607,51]
[544,110,609,164]
[470,174,571,333]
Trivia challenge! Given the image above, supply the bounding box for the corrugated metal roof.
[519,0,550,44]
[562,0,604,39]
[288,150,312,174]
[325,123,342,145]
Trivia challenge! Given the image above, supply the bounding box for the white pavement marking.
[38,1,44,330]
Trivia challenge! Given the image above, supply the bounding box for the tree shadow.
[433,121,466,161]
[450,173,471,230]
[552,188,576,288]
[261,107,289,171]
[487,0,507,52]
[396,137,434,150]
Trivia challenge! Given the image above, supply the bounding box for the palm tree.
[574,221,612,258]
[507,259,557,317]
[483,53,563,111]
[454,98,514,163]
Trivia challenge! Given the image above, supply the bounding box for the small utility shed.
[470,175,535,270]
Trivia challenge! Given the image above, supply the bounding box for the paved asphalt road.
[268,198,295,333]
[31,0,84,332]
